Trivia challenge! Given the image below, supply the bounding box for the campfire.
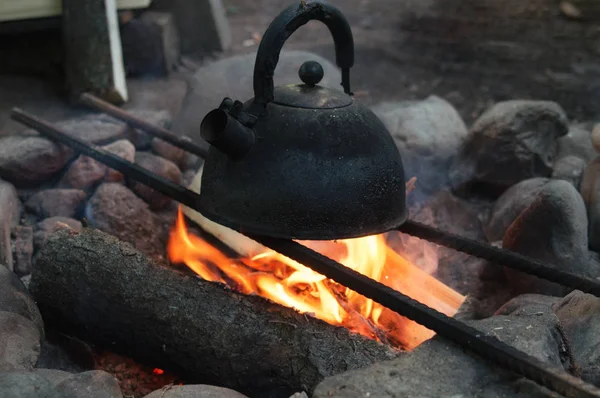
[168,171,465,350]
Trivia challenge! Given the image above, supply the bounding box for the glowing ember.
[167,208,465,350]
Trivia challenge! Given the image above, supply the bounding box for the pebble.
[143,384,249,398]
[0,136,71,187]
[0,311,41,371]
[25,189,86,219]
[129,152,182,210]
[449,100,568,196]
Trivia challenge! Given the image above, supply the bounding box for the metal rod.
[252,236,600,398]
[10,108,202,209]
[397,221,600,297]
[79,93,209,159]
[10,107,600,398]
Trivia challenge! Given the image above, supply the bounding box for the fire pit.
[2,1,600,398]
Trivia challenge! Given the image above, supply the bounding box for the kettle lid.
[272,61,353,109]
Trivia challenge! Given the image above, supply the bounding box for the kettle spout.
[200,109,255,160]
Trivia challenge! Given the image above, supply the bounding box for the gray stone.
[59,139,135,189]
[503,180,592,297]
[450,100,569,195]
[34,217,83,253]
[0,136,71,186]
[557,125,596,163]
[173,51,341,141]
[0,371,60,398]
[55,370,123,398]
[33,369,73,387]
[12,226,34,276]
[313,309,561,398]
[485,178,551,242]
[86,183,165,258]
[495,294,561,316]
[0,266,44,336]
[581,157,600,251]
[22,115,128,145]
[0,179,19,270]
[129,152,182,210]
[372,96,468,199]
[0,311,41,371]
[553,290,600,385]
[552,155,586,189]
[123,109,172,149]
[25,189,86,219]
[143,385,248,398]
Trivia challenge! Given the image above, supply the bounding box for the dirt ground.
[222,0,600,124]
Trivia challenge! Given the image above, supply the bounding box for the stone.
[173,51,341,142]
[557,125,596,163]
[129,152,182,210]
[0,179,19,270]
[143,385,248,398]
[120,12,180,77]
[0,371,60,398]
[503,180,593,297]
[25,189,86,219]
[86,183,165,258]
[288,393,309,398]
[55,370,123,398]
[59,139,135,189]
[151,136,188,168]
[0,136,71,186]
[0,311,41,371]
[0,265,44,336]
[552,155,586,189]
[34,217,83,253]
[372,96,468,199]
[485,178,551,242]
[33,369,73,387]
[581,158,600,251]
[553,290,600,385]
[21,114,129,146]
[313,308,561,398]
[124,109,172,149]
[12,226,34,276]
[449,100,569,196]
[495,294,561,316]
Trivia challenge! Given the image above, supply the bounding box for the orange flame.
[168,208,464,350]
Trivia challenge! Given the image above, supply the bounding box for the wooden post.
[151,0,231,56]
[62,0,128,104]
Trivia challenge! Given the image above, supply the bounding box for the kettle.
[197,0,408,240]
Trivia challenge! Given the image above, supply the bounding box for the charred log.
[29,227,399,397]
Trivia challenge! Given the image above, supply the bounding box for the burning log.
[29,227,399,397]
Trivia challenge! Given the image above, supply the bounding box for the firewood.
[29,227,399,397]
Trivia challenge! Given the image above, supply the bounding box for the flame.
[168,208,465,350]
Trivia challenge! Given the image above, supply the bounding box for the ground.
[0,0,599,135]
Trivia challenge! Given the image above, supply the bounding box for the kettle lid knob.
[298,61,324,87]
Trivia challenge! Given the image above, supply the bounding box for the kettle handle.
[252,1,355,108]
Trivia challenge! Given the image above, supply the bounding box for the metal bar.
[79,93,209,159]
[10,108,201,209]
[252,237,600,398]
[10,107,600,398]
[397,220,600,296]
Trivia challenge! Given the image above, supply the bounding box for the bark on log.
[29,227,399,397]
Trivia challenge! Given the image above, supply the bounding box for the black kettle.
[197,0,408,240]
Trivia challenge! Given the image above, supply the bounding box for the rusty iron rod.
[78,93,209,159]
[10,107,600,398]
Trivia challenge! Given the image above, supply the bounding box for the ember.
[168,207,465,350]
